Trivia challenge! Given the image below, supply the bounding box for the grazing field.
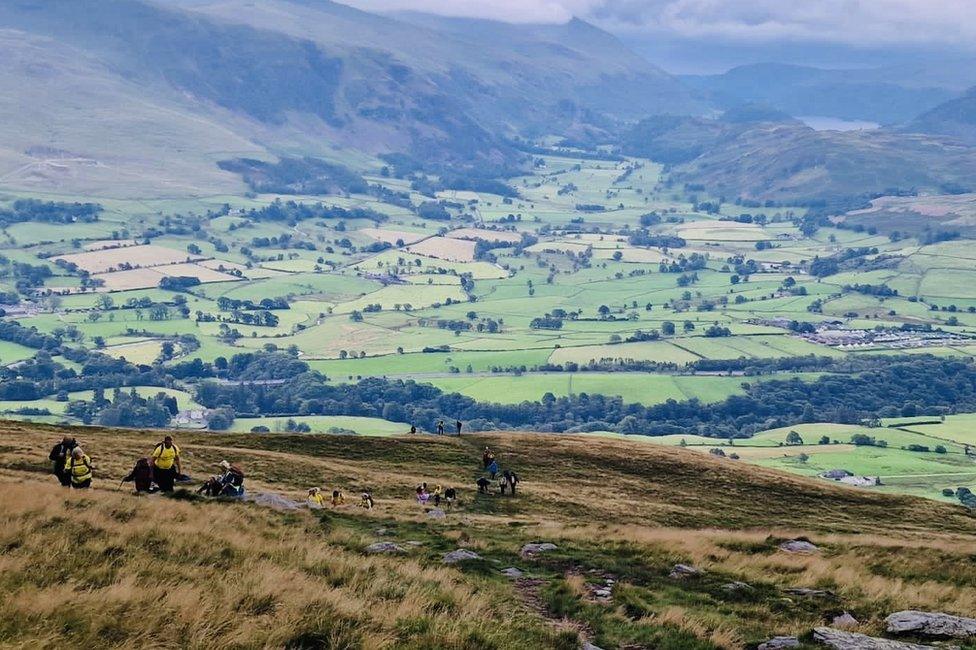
[52,244,201,273]
[405,236,478,262]
[103,339,164,365]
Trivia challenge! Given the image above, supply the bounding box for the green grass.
[228,415,407,436]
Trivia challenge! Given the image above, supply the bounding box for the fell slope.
[1,421,974,648]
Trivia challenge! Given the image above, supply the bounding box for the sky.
[343,0,976,71]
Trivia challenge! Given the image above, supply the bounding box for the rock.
[820,469,854,480]
[520,542,558,557]
[780,539,820,553]
[886,611,976,639]
[374,528,392,536]
[785,588,837,599]
[833,612,860,629]
[246,492,302,510]
[426,508,446,519]
[500,567,523,579]
[668,563,702,579]
[582,643,604,650]
[365,542,405,554]
[442,549,481,564]
[758,637,800,650]
[722,581,754,593]
[593,588,612,598]
[813,627,936,649]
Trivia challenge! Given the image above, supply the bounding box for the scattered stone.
[374,528,392,536]
[501,567,523,579]
[669,563,702,579]
[722,581,754,593]
[833,612,860,629]
[520,542,558,558]
[442,549,481,564]
[404,541,424,547]
[886,611,976,639]
[365,542,405,554]
[246,492,302,510]
[426,508,446,519]
[785,588,837,599]
[593,588,612,598]
[813,627,936,649]
[758,637,800,650]
[780,539,820,553]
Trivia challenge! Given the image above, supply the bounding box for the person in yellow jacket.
[331,489,345,507]
[64,447,93,489]
[307,487,326,507]
[150,436,181,493]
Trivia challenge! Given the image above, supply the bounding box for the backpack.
[227,464,245,485]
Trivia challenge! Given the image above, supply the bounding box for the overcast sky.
[343,0,976,49]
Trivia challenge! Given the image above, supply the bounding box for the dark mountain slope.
[906,87,976,145]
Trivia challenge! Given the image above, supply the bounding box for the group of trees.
[0,199,102,226]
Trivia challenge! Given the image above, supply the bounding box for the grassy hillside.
[2,421,975,648]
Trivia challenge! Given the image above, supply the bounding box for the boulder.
[813,627,936,649]
[520,542,558,558]
[246,492,302,510]
[758,637,800,650]
[426,508,446,519]
[886,611,976,639]
[582,643,604,650]
[500,567,523,579]
[832,612,860,629]
[780,539,820,553]
[365,542,405,554]
[593,588,612,598]
[668,563,702,579]
[442,549,481,564]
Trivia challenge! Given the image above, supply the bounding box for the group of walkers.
[415,483,457,507]
[409,420,463,436]
[477,446,519,495]
[47,434,246,498]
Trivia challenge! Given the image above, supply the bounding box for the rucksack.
[228,465,245,485]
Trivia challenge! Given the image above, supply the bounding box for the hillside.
[906,87,976,145]
[0,0,702,198]
[2,421,975,648]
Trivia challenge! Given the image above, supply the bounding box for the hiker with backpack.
[476,476,491,494]
[359,491,374,510]
[455,420,463,436]
[307,487,326,507]
[64,447,93,489]
[437,420,445,435]
[331,489,345,507]
[49,436,77,487]
[150,435,181,493]
[199,460,245,497]
[487,459,499,480]
[121,457,156,493]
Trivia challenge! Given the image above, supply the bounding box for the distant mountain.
[682,62,958,125]
[0,0,705,197]
[905,87,976,145]
[620,113,976,204]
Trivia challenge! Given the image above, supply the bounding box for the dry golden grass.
[2,421,976,648]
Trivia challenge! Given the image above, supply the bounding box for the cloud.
[341,0,976,48]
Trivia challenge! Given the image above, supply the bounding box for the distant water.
[798,116,881,132]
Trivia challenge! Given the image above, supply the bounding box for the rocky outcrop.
[520,542,557,558]
[780,539,820,553]
[365,542,405,554]
[886,611,976,638]
[832,612,860,629]
[443,549,481,564]
[668,563,703,579]
[500,567,523,578]
[813,627,936,649]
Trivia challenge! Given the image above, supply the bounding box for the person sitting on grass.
[359,491,374,510]
[121,457,156,493]
[307,487,326,507]
[65,447,93,489]
[199,460,245,497]
[331,489,345,507]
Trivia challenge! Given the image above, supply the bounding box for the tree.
[797,452,810,463]
[662,321,676,335]
[818,435,830,445]
[785,430,804,445]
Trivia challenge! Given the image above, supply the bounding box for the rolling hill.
[906,87,976,145]
[1,421,975,648]
[0,0,703,198]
